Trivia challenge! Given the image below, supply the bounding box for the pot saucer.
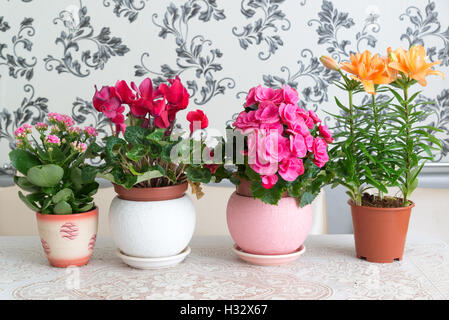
[116,246,191,269]
[232,245,306,266]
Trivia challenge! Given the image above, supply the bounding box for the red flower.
[187,109,209,133]
[205,164,219,174]
[93,86,126,133]
[158,76,190,121]
[152,99,170,128]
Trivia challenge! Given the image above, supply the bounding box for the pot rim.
[113,182,188,201]
[36,206,98,219]
[347,199,415,211]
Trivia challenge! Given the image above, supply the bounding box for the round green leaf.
[52,188,74,204]
[53,201,73,215]
[27,164,64,187]
[9,149,41,175]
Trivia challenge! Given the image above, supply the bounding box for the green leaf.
[27,164,64,187]
[146,128,166,141]
[186,166,212,184]
[250,179,286,205]
[105,137,127,161]
[126,144,148,161]
[18,191,41,212]
[53,201,73,215]
[299,191,318,208]
[52,188,74,204]
[14,176,40,193]
[78,203,94,213]
[81,165,99,184]
[124,126,149,145]
[9,149,41,175]
[135,167,165,184]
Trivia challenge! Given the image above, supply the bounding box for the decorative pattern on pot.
[109,183,196,259]
[36,208,99,268]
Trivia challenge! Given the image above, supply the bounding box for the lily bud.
[320,56,340,71]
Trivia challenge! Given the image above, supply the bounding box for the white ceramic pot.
[109,192,196,258]
[36,208,98,268]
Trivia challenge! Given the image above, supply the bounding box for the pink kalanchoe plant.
[9,113,100,214]
[228,85,334,206]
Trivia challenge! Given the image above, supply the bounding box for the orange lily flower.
[388,45,445,86]
[341,50,394,95]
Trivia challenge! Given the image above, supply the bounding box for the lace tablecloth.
[0,235,448,300]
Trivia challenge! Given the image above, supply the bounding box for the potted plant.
[321,45,444,263]
[222,85,333,265]
[9,113,101,267]
[92,76,222,268]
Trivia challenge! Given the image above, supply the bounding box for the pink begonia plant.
[228,84,334,206]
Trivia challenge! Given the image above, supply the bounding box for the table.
[0,235,448,300]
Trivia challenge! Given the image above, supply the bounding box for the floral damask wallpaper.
[1,0,448,175]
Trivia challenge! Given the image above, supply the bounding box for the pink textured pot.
[226,180,312,255]
[36,208,98,268]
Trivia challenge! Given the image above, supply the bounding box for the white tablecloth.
[0,235,448,300]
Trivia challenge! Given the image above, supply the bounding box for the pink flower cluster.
[45,134,61,145]
[14,124,32,138]
[233,85,333,189]
[93,76,190,134]
[71,141,87,153]
[48,112,74,127]
[84,126,98,137]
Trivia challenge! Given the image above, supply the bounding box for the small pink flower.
[62,115,74,127]
[308,110,322,124]
[45,134,61,145]
[261,174,279,189]
[71,141,87,153]
[278,157,305,182]
[48,112,65,123]
[254,86,283,104]
[14,127,26,138]
[318,124,334,143]
[68,126,82,134]
[14,124,32,137]
[35,122,48,131]
[281,85,299,105]
[279,103,300,126]
[312,137,329,168]
[245,86,257,107]
[84,126,98,137]
[289,134,307,158]
[233,110,259,131]
[298,108,314,129]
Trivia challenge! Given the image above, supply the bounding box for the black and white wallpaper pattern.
[1,0,448,175]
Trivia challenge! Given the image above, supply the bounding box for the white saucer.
[232,245,306,266]
[116,247,191,269]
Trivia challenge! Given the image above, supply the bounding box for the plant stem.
[403,84,410,205]
[372,94,383,200]
[348,90,361,205]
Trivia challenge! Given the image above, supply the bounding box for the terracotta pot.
[349,200,414,263]
[113,183,188,201]
[36,208,98,268]
[109,183,195,259]
[227,181,312,256]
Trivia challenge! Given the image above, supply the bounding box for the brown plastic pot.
[349,200,414,263]
[113,183,188,201]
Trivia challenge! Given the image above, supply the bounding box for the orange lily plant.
[321,45,444,207]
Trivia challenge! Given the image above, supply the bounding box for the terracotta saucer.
[116,246,191,269]
[232,244,306,266]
